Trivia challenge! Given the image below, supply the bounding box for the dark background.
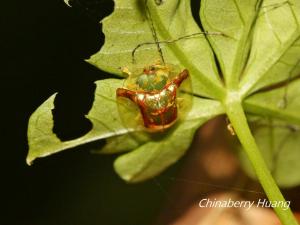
[1,0,182,224]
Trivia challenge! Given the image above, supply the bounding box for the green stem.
[225,93,298,225]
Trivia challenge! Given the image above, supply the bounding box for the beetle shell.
[117,63,192,132]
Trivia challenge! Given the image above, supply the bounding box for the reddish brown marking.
[117,69,189,130]
[173,69,189,87]
[116,88,137,102]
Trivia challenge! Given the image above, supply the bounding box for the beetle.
[116,63,189,131]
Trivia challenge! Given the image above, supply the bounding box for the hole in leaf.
[69,0,114,24]
[191,0,201,28]
[52,81,96,141]
[191,0,225,83]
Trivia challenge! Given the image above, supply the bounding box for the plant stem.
[225,93,298,225]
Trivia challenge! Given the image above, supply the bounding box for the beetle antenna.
[143,0,165,65]
[132,31,226,63]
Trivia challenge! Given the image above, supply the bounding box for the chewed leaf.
[26,79,130,165]
[27,77,224,166]
[244,79,300,125]
[239,118,300,188]
[240,0,300,96]
[87,0,225,98]
[113,97,224,183]
[200,0,257,84]
[27,0,300,190]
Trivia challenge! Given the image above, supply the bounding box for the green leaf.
[94,96,224,155]
[27,77,224,168]
[239,117,300,188]
[244,79,300,125]
[92,132,149,154]
[26,79,129,165]
[200,0,258,87]
[248,37,300,93]
[87,0,226,98]
[113,97,224,183]
[240,0,300,96]
[114,120,201,183]
[28,0,300,190]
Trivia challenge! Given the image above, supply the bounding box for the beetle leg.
[116,88,138,104]
[173,69,189,87]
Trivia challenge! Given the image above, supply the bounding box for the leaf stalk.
[225,93,299,225]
